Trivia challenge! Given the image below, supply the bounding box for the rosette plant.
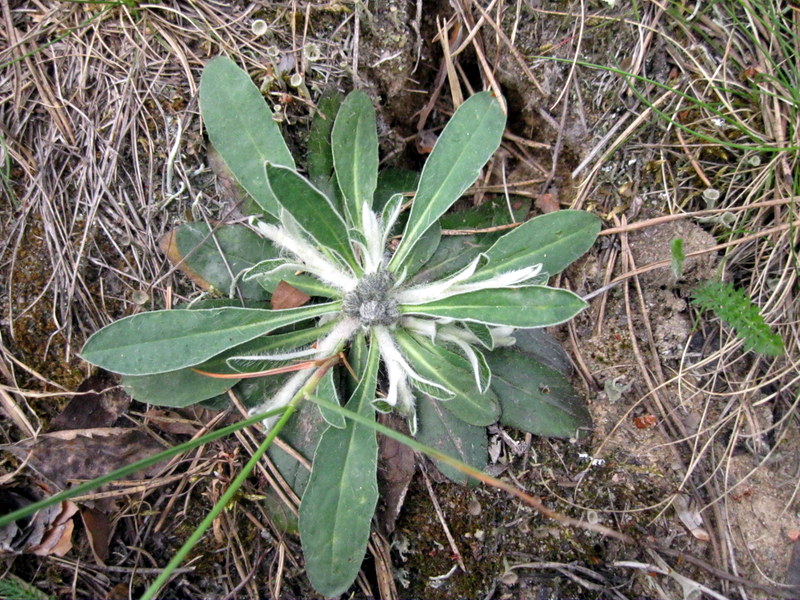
[81,57,600,596]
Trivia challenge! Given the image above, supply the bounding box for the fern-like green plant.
[692,281,784,356]
[0,575,52,600]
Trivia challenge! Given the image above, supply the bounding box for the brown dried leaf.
[81,507,112,563]
[3,428,166,492]
[208,143,248,212]
[29,501,78,557]
[534,192,560,214]
[672,493,710,542]
[145,408,200,436]
[375,413,416,535]
[270,280,310,310]
[159,229,212,291]
[51,372,130,431]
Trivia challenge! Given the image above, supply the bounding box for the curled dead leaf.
[271,280,310,310]
[634,414,657,429]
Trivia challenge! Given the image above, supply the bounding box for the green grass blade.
[81,302,340,375]
[140,404,300,600]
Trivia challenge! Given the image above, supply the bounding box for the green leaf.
[245,260,341,298]
[300,338,380,597]
[409,234,494,284]
[487,348,592,438]
[121,324,328,408]
[389,92,506,271]
[415,394,487,485]
[374,167,419,212]
[264,164,356,270]
[400,286,587,328]
[199,56,294,217]
[267,395,329,496]
[511,328,573,376]
[670,237,685,279]
[122,368,234,408]
[308,90,343,187]
[468,210,601,283]
[171,222,276,300]
[439,195,530,229]
[317,369,346,428]
[81,302,340,376]
[332,90,379,226]
[395,330,500,426]
[692,281,785,356]
[465,322,494,350]
[398,221,441,280]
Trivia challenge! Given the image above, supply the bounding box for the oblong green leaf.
[399,221,441,280]
[408,234,494,284]
[317,369,346,429]
[400,286,587,327]
[81,301,340,376]
[415,394,487,485]
[264,163,356,269]
[121,325,328,407]
[308,90,343,187]
[300,338,380,597]
[199,56,294,216]
[173,222,277,300]
[395,330,500,426]
[332,90,379,226]
[267,394,329,496]
[389,92,506,271]
[487,348,592,438]
[468,210,601,283]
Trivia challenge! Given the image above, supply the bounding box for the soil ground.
[1,1,798,599]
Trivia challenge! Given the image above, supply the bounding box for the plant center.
[342,270,399,327]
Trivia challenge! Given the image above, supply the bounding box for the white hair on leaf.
[250,217,357,292]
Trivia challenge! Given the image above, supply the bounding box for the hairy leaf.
[468,210,600,283]
[121,325,325,407]
[199,57,294,216]
[81,302,339,376]
[265,164,356,270]
[409,234,494,284]
[487,348,592,438]
[300,337,380,597]
[332,90,379,226]
[400,286,587,327]
[395,330,500,426]
[389,92,506,271]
